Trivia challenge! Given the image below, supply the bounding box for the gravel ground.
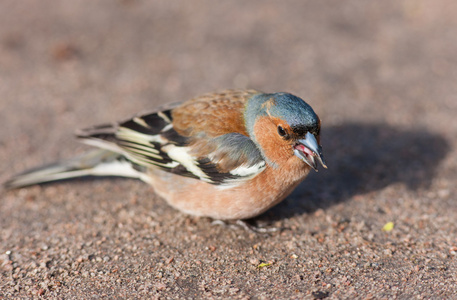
[1,1,457,299]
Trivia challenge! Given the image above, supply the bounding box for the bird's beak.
[293,132,327,171]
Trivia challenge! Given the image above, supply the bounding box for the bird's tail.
[3,149,146,189]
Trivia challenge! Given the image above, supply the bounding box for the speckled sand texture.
[1,1,457,298]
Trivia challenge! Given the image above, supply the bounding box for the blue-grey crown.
[245,92,319,138]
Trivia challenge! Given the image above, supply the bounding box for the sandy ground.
[1,1,457,299]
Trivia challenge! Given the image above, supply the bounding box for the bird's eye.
[277,125,287,137]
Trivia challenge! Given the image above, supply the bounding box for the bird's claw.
[211,219,282,234]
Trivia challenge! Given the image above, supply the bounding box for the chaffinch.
[5,90,326,220]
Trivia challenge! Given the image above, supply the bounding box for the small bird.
[4,90,326,220]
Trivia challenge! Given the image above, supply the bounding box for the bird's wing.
[77,90,266,186]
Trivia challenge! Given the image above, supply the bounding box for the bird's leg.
[211,219,280,233]
[235,220,281,233]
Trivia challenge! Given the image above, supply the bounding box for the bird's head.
[245,92,327,171]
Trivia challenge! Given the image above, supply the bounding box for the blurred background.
[2,1,455,125]
[1,0,457,298]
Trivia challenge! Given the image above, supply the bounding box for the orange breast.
[146,156,310,220]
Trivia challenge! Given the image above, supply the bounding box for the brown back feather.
[172,89,260,138]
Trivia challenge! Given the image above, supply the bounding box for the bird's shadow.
[260,122,450,222]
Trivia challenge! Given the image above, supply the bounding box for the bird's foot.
[211,219,281,234]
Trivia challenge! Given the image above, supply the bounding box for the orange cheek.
[253,117,294,166]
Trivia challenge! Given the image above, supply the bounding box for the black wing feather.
[78,108,266,185]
